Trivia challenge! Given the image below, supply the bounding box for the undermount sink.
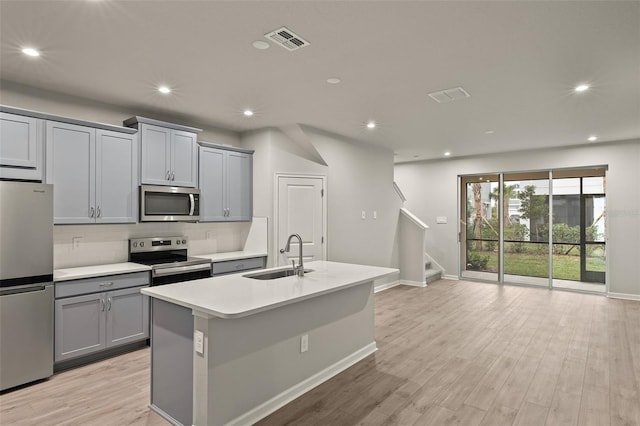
[244,268,314,280]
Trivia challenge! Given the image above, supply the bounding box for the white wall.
[242,126,402,273]
[1,81,248,268]
[394,140,640,297]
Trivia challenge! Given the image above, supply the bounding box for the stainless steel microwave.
[140,185,200,222]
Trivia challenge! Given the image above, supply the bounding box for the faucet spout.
[280,234,304,276]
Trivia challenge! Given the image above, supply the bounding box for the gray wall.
[394,140,640,297]
[241,126,402,272]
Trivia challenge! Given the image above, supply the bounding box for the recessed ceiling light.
[574,84,590,93]
[479,177,484,180]
[588,135,598,142]
[243,109,254,117]
[22,47,40,57]
[158,86,171,94]
[484,130,495,134]
[444,151,451,157]
[252,40,270,50]
[327,77,341,84]
[366,121,376,129]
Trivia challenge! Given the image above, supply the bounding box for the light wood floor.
[2,280,639,426]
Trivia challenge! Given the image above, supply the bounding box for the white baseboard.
[607,292,640,301]
[399,280,427,288]
[226,342,378,426]
[374,280,401,293]
[443,274,459,280]
[148,404,182,426]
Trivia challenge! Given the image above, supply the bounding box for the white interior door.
[277,176,325,266]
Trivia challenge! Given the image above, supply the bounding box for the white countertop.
[196,250,267,262]
[54,262,152,282]
[141,261,398,319]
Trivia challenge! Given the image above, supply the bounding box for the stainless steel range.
[129,237,211,286]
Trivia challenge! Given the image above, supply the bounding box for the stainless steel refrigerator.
[0,181,54,391]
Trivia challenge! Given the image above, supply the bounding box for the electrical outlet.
[194,330,204,355]
[72,237,82,250]
[205,231,213,240]
[300,334,309,353]
[373,211,377,219]
[361,211,366,220]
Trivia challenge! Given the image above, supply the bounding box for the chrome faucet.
[280,234,305,277]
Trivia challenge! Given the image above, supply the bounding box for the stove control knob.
[133,242,138,248]
[182,239,187,245]
[140,242,144,248]
[176,240,181,245]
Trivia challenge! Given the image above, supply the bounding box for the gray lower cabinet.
[54,272,149,363]
[199,144,253,222]
[0,112,44,180]
[46,121,138,224]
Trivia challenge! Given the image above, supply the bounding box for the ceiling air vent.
[428,87,471,103]
[265,27,310,51]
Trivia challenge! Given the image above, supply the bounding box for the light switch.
[361,211,366,220]
[194,330,204,355]
[436,216,447,224]
[373,211,377,220]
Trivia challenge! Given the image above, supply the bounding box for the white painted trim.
[443,274,459,280]
[399,280,427,288]
[148,404,182,426]
[607,292,640,301]
[273,173,328,268]
[374,280,401,293]
[393,181,406,203]
[225,342,378,426]
[400,208,429,229]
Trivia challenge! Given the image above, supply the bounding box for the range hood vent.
[428,87,471,103]
[265,27,310,51]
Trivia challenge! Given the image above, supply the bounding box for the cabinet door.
[105,286,149,348]
[55,293,106,362]
[140,123,171,186]
[198,146,226,221]
[46,121,95,224]
[95,130,138,223]
[226,151,253,221]
[0,113,44,181]
[171,129,197,187]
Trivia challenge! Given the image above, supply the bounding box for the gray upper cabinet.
[124,117,201,188]
[46,121,138,224]
[199,144,253,222]
[0,112,44,181]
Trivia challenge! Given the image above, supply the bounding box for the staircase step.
[425,268,441,284]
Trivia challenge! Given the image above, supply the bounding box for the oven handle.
[189,194,195,216]
[152,263,211,277]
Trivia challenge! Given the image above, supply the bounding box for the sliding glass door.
[459,168,606,293]
[460,175,500,282]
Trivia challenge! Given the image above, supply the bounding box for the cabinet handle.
[99,282,114,287]
[107,297,112,311]
[100,298,105,311]
[166,170,171,180]
[90,206,95,218]
[172,171,175,181]
[97,206,101,218]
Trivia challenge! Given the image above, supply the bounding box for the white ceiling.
[1,1,639,163]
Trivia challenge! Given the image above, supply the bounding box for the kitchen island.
[141,260,397,426]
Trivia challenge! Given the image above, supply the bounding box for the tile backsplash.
[54,221,251,269]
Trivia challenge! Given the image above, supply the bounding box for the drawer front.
[211,257,266,276]
[55,272,150,299]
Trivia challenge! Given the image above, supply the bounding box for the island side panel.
[194,281,376,426]
[150,299,194,426]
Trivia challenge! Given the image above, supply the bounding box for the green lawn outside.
[468,250,605,281]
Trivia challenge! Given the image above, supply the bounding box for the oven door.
[140,185,200,222]
[151,263,212,286]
